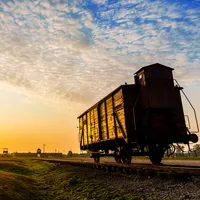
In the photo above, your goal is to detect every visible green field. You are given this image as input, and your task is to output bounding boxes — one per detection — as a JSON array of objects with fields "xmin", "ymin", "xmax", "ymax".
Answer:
[{"xmin": 0, "ymin": 158, "xmax": 142, "ymax": 200}]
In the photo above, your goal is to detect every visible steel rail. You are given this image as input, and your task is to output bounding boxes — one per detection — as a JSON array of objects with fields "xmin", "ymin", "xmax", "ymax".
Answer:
[{"xmin": 34, "ymin": 158, "xmax": 200, "ymax": 178}]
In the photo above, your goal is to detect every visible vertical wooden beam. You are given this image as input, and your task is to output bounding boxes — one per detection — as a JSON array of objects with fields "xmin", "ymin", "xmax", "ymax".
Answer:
[
  {"xmin": 79, "ymin": 118, "xmax": 82, "ymax": 147},
  {"xmin": 111, "ymin": 94, "xmax": 118, "ymax": 138},
  {"xmin": 86, "ymin": 114, "xmax": 89, "ymax": 147},
  {"xmin": 93, "ymin": 109, "xmax": 96, "ymax": 142},
  {"xmin": 89, "ymin": 111, "xmax": 92, "ymax": 143},
  {"xmin": 97, "ymin": 104, "xmax": 102, "ymax": 140},
  {"xmin": 104, "ymin": 101, "xmax": 109, "ymax": 139},
  {"xmin": 81, "ymin": 117, "xmax": 84, "ymax": 146}
]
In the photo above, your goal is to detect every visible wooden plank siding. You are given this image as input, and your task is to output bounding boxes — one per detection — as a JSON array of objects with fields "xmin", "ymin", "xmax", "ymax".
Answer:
[
  {"xmin": 113, "ymin": 89, "xmax": 126, "ymax": 138},
  {"xmin": 107, "ymin": 97, "xmax": 115, "ymax": 139},
  {"xmin": 79, "ymin": 117, "xmax": 83, "ymax": 146},
  {"xmin": 100, "ymin": 102, "xmax": 107, "ymax": 140},
  {"xmin": 83, "ymin": 114, "xmax": 88, "ymax": 147},
  {"xmin": 78, "ymin": 87, "xmax": 133, "ymax": 148}
]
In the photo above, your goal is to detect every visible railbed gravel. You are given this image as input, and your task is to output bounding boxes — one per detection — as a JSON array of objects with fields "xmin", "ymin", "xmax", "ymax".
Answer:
[{"xmin": 61, "ymin": 164, "xmax": 200, "ymax": 200}]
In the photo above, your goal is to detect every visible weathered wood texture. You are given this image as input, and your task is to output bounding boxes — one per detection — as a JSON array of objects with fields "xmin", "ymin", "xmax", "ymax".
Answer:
[{"xmin": 78, "ymin": 86, "xmax": 139, "ymax": 147}]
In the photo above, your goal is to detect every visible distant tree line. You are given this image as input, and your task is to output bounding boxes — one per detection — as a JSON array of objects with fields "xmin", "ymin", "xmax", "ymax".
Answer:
[{"xmin": 193, "ymin": 144, "xmax": 200, "ymax": 153}]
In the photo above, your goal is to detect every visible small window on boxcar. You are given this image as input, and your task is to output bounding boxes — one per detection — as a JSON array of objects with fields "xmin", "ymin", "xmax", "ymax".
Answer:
[
  {"xmin": 139, "ymin": 74, "xmax": 143, "ymax": 79},
  {"xmin": 155, "ymin": 71, "xmax": 161, "ymax": 78}
]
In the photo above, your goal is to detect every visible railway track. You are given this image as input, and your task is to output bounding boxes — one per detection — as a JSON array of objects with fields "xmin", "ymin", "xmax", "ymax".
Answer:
[{"xmin": 34, "ymin": 158, "xmax": 200, "ymax": 178}]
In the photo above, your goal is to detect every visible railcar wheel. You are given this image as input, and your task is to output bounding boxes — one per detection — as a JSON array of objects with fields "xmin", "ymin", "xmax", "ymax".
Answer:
[
  {"xmin": 94, "ymin": 156, "xmax": 100, "ymax": 163},
  {"xmin": 121, "ymin": 155, "xmax": 132, "ymax": 164},
  {"xmin": 149, "ymin": 144, "xmax": 164, "ymax": 165},
  {"xmin": 114, "ymin": 149, "xmax": 122, "ymax": 163},
  {"xmin": 149, "ymin": 154, "xmax": 162, "ymax": 165}
]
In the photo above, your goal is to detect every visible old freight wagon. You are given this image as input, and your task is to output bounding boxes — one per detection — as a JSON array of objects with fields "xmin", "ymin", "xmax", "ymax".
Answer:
[{"xmin": 78, "ymin": 63, "xmax": 199, "ymax": 164}]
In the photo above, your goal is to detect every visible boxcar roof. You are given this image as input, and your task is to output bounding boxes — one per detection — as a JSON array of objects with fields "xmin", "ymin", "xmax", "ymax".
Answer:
[
  {"xmin": 134, "ymin": 63, "xmax": 174, "ymax": 75},
  {"xmin": 77, "ymin": 84, "xmax": 136, "ymax": 118}
]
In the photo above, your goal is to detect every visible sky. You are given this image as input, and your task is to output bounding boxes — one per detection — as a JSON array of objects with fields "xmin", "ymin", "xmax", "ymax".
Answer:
[{"xmin": 0, "ymin": 0, "xmax": 200, "ymax": 153}]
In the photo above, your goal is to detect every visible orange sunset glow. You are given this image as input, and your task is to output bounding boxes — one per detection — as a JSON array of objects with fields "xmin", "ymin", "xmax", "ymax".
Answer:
[{"xmin": 0, "ymin": 0, "xmax": 200, "ymax": 154}]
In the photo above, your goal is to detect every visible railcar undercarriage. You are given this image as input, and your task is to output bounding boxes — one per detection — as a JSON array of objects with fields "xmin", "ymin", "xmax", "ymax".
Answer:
[{"xmin": 90, "ymin": 138, "xmax": 198, "ymax": 165}]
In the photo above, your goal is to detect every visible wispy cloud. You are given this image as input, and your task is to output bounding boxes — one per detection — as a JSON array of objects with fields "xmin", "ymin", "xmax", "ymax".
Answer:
[{"xmin": 0, "ymin": 0, "xmax": 199, "ymax": 107}]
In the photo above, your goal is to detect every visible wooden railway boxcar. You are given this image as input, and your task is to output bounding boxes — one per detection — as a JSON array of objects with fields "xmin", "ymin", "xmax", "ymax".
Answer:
[
  {"xmin": 78, "ymin": 84, "xmax": 140, "ymax": 148},
  {"xmin": 78, "ymin": 63, "xmax": 199, "ymax": 164}
]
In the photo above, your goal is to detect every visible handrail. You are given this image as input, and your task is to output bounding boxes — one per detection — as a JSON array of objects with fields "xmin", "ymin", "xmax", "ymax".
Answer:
[
  {"xmin": 184, "ymin": 115, "xmax": 191, "ymax": 129},
  {"xmin": 174, "ymin": 79, "xmax": 199, "ymax": 133}
]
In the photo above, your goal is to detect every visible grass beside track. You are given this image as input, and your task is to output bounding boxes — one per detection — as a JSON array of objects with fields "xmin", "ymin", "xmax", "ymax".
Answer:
[{"xmin": 0, "ymin": 158, "xmax": 142, "ymax": 200}]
